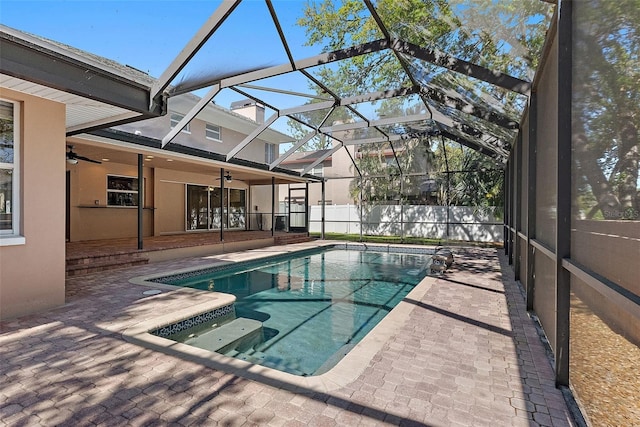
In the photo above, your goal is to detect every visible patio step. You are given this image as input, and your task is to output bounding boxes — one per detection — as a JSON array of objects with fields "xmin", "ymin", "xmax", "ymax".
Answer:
[
  {"xmin": 66, "ymin": 253, "xmax": 149, "ymax": 277},
  {"xmin": 274, "ymin": 233, "xmax": 314, "ymax": 245}
]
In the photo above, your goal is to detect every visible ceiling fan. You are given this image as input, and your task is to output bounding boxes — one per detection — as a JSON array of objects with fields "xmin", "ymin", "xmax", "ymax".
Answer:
[{"xmin": 66, "ymin": 145, "xmax": 101, "ymax": 164}]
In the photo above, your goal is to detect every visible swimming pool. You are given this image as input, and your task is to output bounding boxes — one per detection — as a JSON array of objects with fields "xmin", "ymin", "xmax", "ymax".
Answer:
[{"xmin": 149, "ymin": 245, "xmax": 434, "ymax": 377}]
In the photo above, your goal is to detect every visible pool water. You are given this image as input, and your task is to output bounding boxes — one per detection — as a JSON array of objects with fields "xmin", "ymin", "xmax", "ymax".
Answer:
[{"xmin": 162, "ymin": 248, "xmax": 431, "ymax": 376}]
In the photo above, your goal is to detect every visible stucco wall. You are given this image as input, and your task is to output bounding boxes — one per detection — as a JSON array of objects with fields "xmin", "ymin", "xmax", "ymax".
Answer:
[
  {"xmin": 0, "ymin": 88, "xmax": 66, "ymax": 320},
  {"xmin": 67, "ymin": 161, "xmax": 154, "ymax": 241},
  {"xmin": 249, "ymin": 184, "xmax": 278, "ymax": 231},
  {"xmin": 119, "ymin": 115, "xmax": 271, "ymax": 165},
  {"xmin": 153, "ymin": 168, "xmax": 249, "ymax": 235}
]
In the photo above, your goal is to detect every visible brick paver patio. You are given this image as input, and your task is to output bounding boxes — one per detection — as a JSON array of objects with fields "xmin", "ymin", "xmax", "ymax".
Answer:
[{"xmin": 0, "ymin": 243, "xmax": 577, "ymax": 426}]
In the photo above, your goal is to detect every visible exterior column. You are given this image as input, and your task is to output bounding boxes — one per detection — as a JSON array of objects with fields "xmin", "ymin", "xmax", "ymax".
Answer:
[
  {"xmin": 137, "ymin": 154, "xmax": 143, "ymax": 250},
  {"xmin": 514, "ymin": 133, "xmax": 523, "ymax": 281},
  {"xmin": 555, "ymin": 0, "xmax": 573, "ymax": 388},
  {"xmin": 220, "ymin": 168, "xmax": 224, "ymax": 242},
  {"xmin": 305, "ymin": 182, "xmax": 309, "ymax": 233},
  {"xmin": 527, "ymin": 92, "xmax": 538, "ymax": 311},
  {"xmin": 400, "ymin": 178, "xmax": 404, "ymax": 243},
  {"xmin": 271, "ymin": 177, "xmax": 275, "ymax": 237},
  {"xmin": 359, "ymin": 185, "xmax": 363, "ymax": 242},
  {"xmin": 321, "ymin": 180, "xmax": 326, "ymax": 240},
  {"xmin": 504, "ymin": 166, "xmax": 510, "ymax": 257}
]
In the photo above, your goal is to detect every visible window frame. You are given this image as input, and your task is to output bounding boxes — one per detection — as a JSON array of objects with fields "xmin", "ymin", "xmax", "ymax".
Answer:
[
  {"xmin": 205, "ymin": 123, "xmax": 222, "ymax": 142},
  {"xmin": 265, "ymin": 143, "xmax": 277, "ymax": 164},
  {"xmin": 0, "ymin": 98, "xmax": 23, "ymax": 245},
  {"xmin": 170, "ymin": 112, "xmax": 191, "ymax": 134},
  {"xmin": 106, "ymin": 174, "xmax": 139, "ymax": 207}
]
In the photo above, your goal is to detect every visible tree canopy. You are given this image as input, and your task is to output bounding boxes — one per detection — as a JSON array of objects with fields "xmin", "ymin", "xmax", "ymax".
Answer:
[
  {"xmin": 289, "ymin": 0, "xmax": 552, "ymax": 212},
  {"xmin": 573, "ymin": 0, "xmax": 640, "ymax": 220}
]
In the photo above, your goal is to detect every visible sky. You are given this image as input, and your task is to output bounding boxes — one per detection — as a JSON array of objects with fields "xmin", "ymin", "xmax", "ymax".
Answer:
[
  {"xmin": 0, "ymin": 0, "xmax": 322, "ymax": 114},
  {"xmin": 1, "ymin": 1, "xmax": 219, "ymax": 77},
  {"xmin": 1, "ymin": 0, "xmax": 546, "ymax": 148}
]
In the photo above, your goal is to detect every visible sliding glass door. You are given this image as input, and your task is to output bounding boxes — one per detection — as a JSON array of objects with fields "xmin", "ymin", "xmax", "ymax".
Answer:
[
  {"xmin": 209, "ymin": 187, "xmax": 223, "ymax": 230},
  {"xmin": 186, "ymin": 185, "xmax": 245, "ymax": 231},
  {"xmin": 186, "ymin": 185, "xmax": 209, "ymax": 230},
  {"xmin": 228, "ymin": 189, "xmax": 246, "ymax": 229}
]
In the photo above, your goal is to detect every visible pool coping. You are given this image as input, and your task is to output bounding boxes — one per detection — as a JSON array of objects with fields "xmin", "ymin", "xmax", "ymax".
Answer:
[
  {"xmin": 123, "ymin": 241, "xmax": 439, "ymax": 393},
  {"xmin": 127, "ymin": 240, "xmax": 339, "ymax": 290}
]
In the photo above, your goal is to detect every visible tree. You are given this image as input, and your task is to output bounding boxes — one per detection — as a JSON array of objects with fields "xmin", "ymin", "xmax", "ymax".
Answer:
[
  {"xmin": 572, "ymin": 0, "xmax": 640, "ymax": 220},
  {"xmin": 294, "ymin": 0, "xmax": 551, "ymax": 209},
  {"xmin": 432, "ymin": 141, "xmax": 504, "ymax": 218}
]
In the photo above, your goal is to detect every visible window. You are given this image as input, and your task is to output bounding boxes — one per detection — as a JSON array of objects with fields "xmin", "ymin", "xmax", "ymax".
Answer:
[
  {"xmin": 206, "ymin": 123, "xmax": 221, "ymax": 141},
  {"xmin": 265, "ymin": 143, "xmax": 277, "ymax": 163},
  {"xmin": 170, "ymin": 113, "xmax": 190, "ymax": 133},
  {"xmin": 0, "ymin": 99, "xmax": 20, "ymax": 240},
  {"xmin": 107, "ymin": 175, "xmax": 139, "ymax": 207}
]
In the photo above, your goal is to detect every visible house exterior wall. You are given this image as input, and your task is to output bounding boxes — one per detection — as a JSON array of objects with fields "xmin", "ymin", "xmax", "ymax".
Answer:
[
  {"xmin": 280, "ymin": 142, "xmax": 358, "ymax": 207},
  {"xmin": 0, "ymin": 88, "xmax": 66, "ymax": 320},
  {"xmin": 68, "ymin": 161, "xmax": 154, "ymax": 240},
  {"xmin": 249, "ymin": 184, "xmax": 278, "ymax": 231},
  {"xmin": 326, "ymin": 144, "xmax": 357, "ymax": 205},
  {"xmin": 153, "ymin": 167, "xmax": 249, "ymax": 235},
  {"xmin": 66, "ymin": 160, "xmax": 258, "ymax": 240},
  {"xmin": 119, "ymin": 115, "xmax": 270, "ymax": 164}
]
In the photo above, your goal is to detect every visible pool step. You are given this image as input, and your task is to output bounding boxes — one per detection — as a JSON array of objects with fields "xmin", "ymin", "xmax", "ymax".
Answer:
[
  {"xmin": 184, "ymin": 318, "xmax": 263, "ymax": 354},
  {"xmin": 66, "ymin": 252, "xmax": 149, "ymax": 277}
]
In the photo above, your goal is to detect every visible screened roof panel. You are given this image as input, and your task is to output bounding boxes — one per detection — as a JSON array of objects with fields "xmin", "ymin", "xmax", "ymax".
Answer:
[
  {"xmin": 372, "ymin": 0, "xmax": 554, "ymax": 82},
  {"xmin": 323, "ymin": 106, "xmax": 365, "ymax": 130},
  {"xmin": 403, "ymin": 55, "xmax": 525, "ymax": 122},
  {"xmin": 272, "ymin": 0, "xmax": 385, "ymax": 59},
  {"xmin": 376, "ymin": 118, "xmax": 439, "ymax": 140},
  {"xmin": 341, "ymin": 126, "xmax": 388, "ymax": 143},
  {"xmin": 288, "ymin": 105, "xmax": 336, "ymax": 130},
  {"xmin": 427, "ymin": 99, "xmax": 517, "ymax": 149},
  {"xmin": 231, "ymin": 71, "xmax": 331, "ymax": 111},
  {"xmin": 303, "ymin": 50, "xmax": 407, "ymax": 98},
  {"xmin": 148, "ymin": 0, "xmax": 556, "ymax": 169},
  {"xmin": 168, "ymin": 1, "xmax": 291, "ymax": 96},
  {"xmin": 1, "ymin": 0, "xmax": 559, "ymax": 187},
  {"xmin": 348, "ymin": 92, "xmax": 427, "ymax": 122},
  {"xmin": 439, "ymin": 122, "xmax": 509, "ymax": 160}
]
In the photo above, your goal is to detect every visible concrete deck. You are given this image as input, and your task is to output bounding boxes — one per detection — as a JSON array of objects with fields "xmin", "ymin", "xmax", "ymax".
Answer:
[{"xmin": 0, "ymin": 242, "xmax": 577, "ymax": 426}]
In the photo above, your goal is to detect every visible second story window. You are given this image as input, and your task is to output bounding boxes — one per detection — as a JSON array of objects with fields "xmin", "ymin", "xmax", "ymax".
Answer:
[
  {"xmin": 170, "ymin": 113, "xmax": 190, "ymax": 134},
  {"xmin": 265, "ymin": 143, "xmax": 277, "ymax": 163},
  {"xmin": 206, "ymin": 123, "xmax": 221, "ymax": 141}
]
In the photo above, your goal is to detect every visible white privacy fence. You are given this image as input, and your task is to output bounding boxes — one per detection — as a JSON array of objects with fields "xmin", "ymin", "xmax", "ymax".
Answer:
[{"xmin": 309, "ymin": 204, "xmax": 503, "ymax": 242}]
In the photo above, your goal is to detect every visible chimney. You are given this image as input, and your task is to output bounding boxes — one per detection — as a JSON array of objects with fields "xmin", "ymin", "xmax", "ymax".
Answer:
[{"xmin": 230, "ymin": 99, "xmax": 265, "ymax": 124}]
